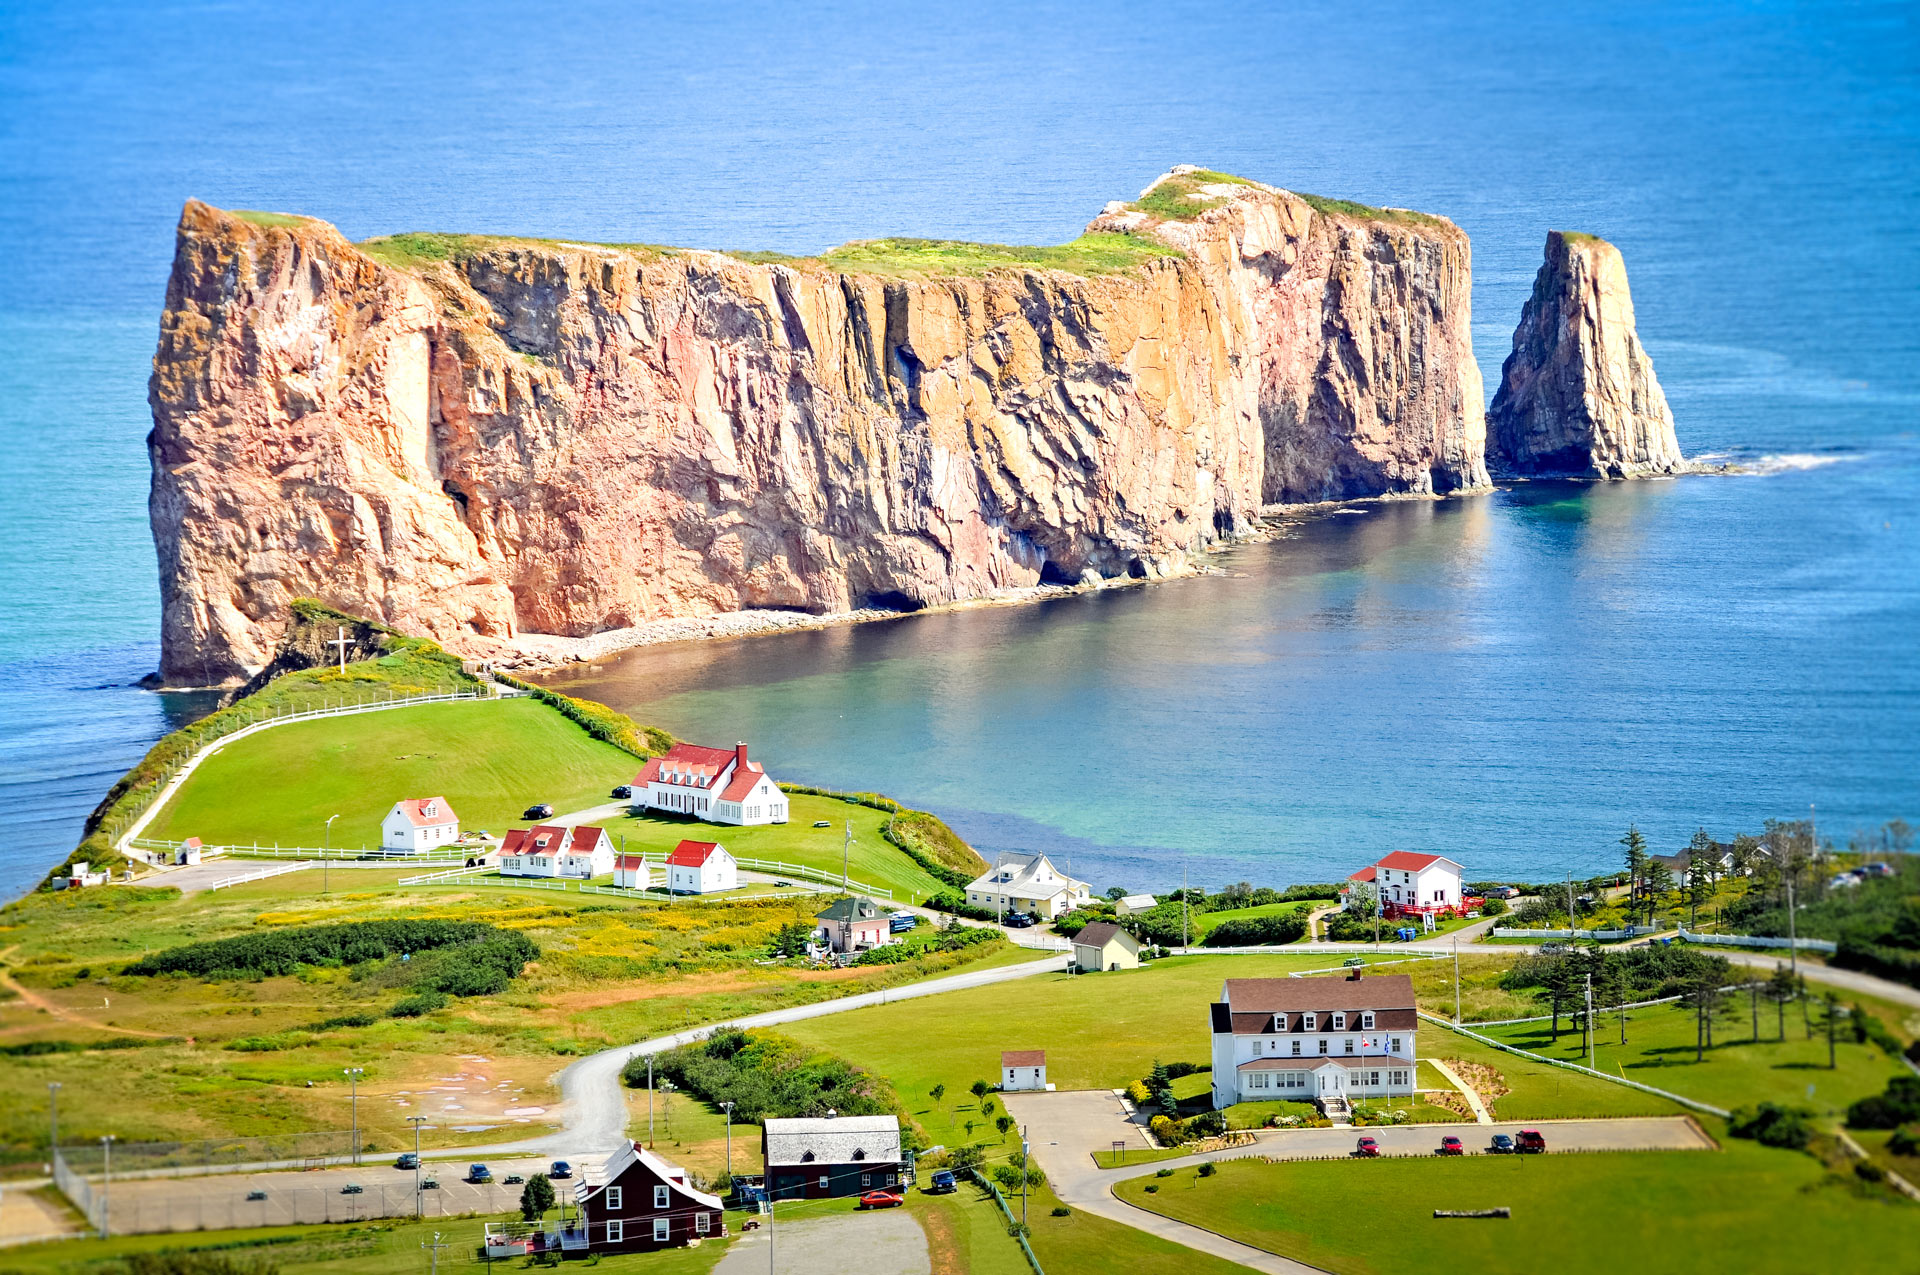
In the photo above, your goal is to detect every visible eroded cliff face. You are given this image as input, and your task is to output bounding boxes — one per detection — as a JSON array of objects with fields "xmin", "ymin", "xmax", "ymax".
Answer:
[
  {"xmin": 1487, "ymin": 231, "xmax": 1682, "ymax": 479},
  {"xmin": 149, "ymin": 170, "xmax": 1487, "ymax": 684}
]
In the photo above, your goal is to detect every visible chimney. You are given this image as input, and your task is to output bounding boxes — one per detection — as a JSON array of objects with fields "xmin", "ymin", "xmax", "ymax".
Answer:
[
  {"xmin": 735, "ymin": 741, "xmax": 749, "ymax": 768},
  {"xmin": 1347, "ymin": 965, "xmax": 1361, "ymax": 981}
]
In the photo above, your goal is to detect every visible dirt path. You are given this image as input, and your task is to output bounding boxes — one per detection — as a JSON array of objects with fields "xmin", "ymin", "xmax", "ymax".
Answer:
[
  {"xmin": 1425, "ymin": 1057, "xmax": 1493, "ymax": 1125},
  {"xmin": 0, "ymin": 948, "xmax": 178, "ymax": 1041}
]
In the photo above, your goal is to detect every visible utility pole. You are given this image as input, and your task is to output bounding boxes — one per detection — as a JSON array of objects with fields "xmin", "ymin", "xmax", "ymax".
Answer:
[
  {"xmin": 343, "ymin": 1067, "xmax": 364, "ymax": 1164},
  {"xmin": 99, "ymin": 1135, "xmax": 115, "ymax": 1239},
  {"xmin": 1182, "ymin": 864, "xmax": 1189, "ymax": 952},
  {"xmin": 647, "ymin": 1056, "xmax": 654, "ymax": 1146},
  {"xmin": 1452, "ymin": 936, "xmax": 1461, "ymax": 1023},
  {"xmin": 842, "ymin": 822, "xmax": 851, "ymax": 890},
  {"xmin": 721, "ymin": 1102, "xmax": 734, "ymax": 1181},
  {"xmin": 47, "ymin": 1082, "xmax": 59, "ymax": 1157},
  {"xmin": 1021, "ymin": 1124, "xmax": 1030, "ymax": 1232},
  {"xmin": 325, "ymin": 814, "xmax": 339, "ymax": 892},
  {"xmin": 422, "ymin": 1231, "xmax": 449, "ymax": 1275},
  {"xmin": 1585, "ymin": 973, "xmax": 1595, "ymax": 1070},
  {"xmin": 1785, "ymin": 872, "xmax": 1797, "ymax": 977},
  {"xmin": 1566, "ymin": 872, "xmax": 1575, "ymax": 934},
  {"xmin": 409, "ymin": 1116, "xmax": 427, "ymax": 1218},
  {"xmin": 1825, "ymin": 992, "xmax": 1837, "ymax": 1069}
]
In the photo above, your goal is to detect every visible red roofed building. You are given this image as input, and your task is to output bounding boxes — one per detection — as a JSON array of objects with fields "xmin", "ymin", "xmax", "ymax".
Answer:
[
  {"xmin": 501, "ymin": 825, "xmax": 616, "ymax": 879},
  {"xmin": 1343, "ymin": 852, "xmax": 1465, "ymax": 916},
  {"xmin": 380, "ymin": 797, "xmax": 460, "ymax": 855},
  {"xmin": 612, "ymin": 854, "xmax": 653, "ymax": 890},
  {"xmin": 665, "ymin": 839, "xmax": 737, "ymax": 894},
  {"xmin": 1209, "ymin": 973, "xmax": 1419, "ymax": 1114},
  {"xmin": 631, "ymin": 742, "xmax": 788, "ymax": 827}
]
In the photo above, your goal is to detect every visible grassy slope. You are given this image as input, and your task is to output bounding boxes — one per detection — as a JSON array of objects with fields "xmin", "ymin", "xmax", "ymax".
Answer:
[
  {"xmin": 1190, "ymin": 900, "xmax": 1316, "ymax": 939},
  {"xmin": 1115, "ymin": 1136, "xmax": 1914, "ymax": 1275},
  {"xmin": 601, "ymin": 794, "xmax": 945, "ymax": 900},
  {"xmin": 146, "ymin": 699, "xmax": 635, "ymax": 849}
]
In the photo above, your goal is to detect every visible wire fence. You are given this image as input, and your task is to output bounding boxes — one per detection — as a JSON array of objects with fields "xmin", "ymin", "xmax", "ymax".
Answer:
[
  {"xmin": 1675, "ymin": 928, "xmax": 1838, "ymax": 954},
  {"xmin": 1421, "ymin": 1012, "xmax": 1732, "ymax": 1118},
  {"xmin": 969, "ymin": 1170, "xmax": 1045, "ymax": 1275}
]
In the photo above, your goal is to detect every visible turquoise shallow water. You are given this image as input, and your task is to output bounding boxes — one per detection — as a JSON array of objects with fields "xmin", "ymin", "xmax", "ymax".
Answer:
[{"xmin": 1, "ymin": 0, "xmax": 1915, "ymax": 896}]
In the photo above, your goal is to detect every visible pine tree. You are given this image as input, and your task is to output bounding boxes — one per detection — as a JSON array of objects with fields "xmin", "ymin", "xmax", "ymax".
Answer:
[
  {"xmin": 1621, "ymin": 826, "xmax": 1649, "ymax": 925},
  {"xmin": 1767, "ymin": 963, "xmax": 1797, "ymax": 1041}
]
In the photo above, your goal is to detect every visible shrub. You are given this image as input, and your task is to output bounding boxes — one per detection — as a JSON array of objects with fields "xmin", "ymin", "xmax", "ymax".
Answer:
[
  {"xmin": 305, "ymin": 1013, "xmax": 376, "ymax": 1031},
  {"xmin": 1149, "ymin": 1115, "xmax": 1179, "ymax": 1145},
  {"xmin": 1854, "ymin": 1160, "xmax": 1885, "ymax": 1183},
  {"xmin": 1051, "ymin": 1205, "xmax": 1071, "ymax": 1217},
  {"xmin": 1480, "ymin": 897, "xmax": 1508, "ymax": 917},
  {"xmin": 125, "ymin": 921, "xmax": 534, "ymax": 984},
  {"xmin": 491, "ymin": 673, "xmax": 673, "ymax": 757},
  {"xmin": 1163, "ymin": 1062, "xmax": 1209, "ymax": 1080},
  {"xmin": 629, "ymin": 1028, "xmax": 905, "ymax": 1127},
  {"xmin": 1197, "ymin": 1161, "xmax": 1217, "ymax": 1178},
  {"xmin": 1203, "ymin": 914, "xmax": 1307, "ymax": 947},
  {"xmin": 1155, "ymin": 1168, "xmax": 1174, "ymax": 1178},
  {"xmin": 923, "ymin": 891, "xmax": 998, "ymax": 922},
  {"xmin": 1887, "ymin": 1125, "xmax": 1919, "ymax": 1157},
  {"xmin": 389, "ymin": 992, "xmax": 449, "ymax": 1018},
  {"xmin": 1143, "ymin": 1184, "xmax": 1159, "ymax": 1194},
  {"xmin": 1125, "ymin": 1081, "xmax": 1152, "ymax": 1106},
  {"xmin": 1847, "ymin": 1076, "xmax": 1920, "ymax": 1130},
  {"xmin": 1728, "ymin": 1102, "xmax": 1813, "ymax": 1150},
  {"xmin": 1185, "ymin": 1111, "xmax": 1227, "ymax": 1139}
]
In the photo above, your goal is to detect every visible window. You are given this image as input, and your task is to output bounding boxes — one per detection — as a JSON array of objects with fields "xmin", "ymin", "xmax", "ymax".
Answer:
[
  {"xmin": 653, "ymin": 1218, "xmax": 670, "ymax": 1242},
  {"xmin": 1344, "ymin": 1038, "xmax": 1355, "ymax": 1054},
  {"xmin": 1252, "ymin": 1040, "xmax": 1262, "ymax": 1056},
  {"xmin": 696, "ymin": 1213, "xmax": 711, "ymax": 1234},
  {"xmin": 654, "ymin": 1185, "xmax": 670, "ymax": 1209},
  {"xmin": 862, "ymin": 1174, "xmax": 871, "ymax": 1187},
  {"xmin": 1332, "ymin": 1013, "xmax": 1346, "ymax": 1030},
  {"xmin": 607, "ymin": 1220, "xmax": 623, "ymax": 1243},
  {"xmin": 1361, "ymin": 1012, "xmax": 1375, "ymax": 1029},
  {"xmin": 1369, "ymin": 1071, "xmax": 1381, "ymax": 1086},
  {"xmin": 1350, "ymin": 1070, "xmax": 1364, "ymax": 1086},
  {"xmin": 1290, "ymin": 1040, "xmax": 1302, "ymax": 1057},
  {"xmin": 1390, "ymin": 1036, "xmax": 1402, "ymax": 1054},
  {"xmin": 1303, "ymin": 1013, "xmax": 1317, "ymax": 1031},
  {"xmin": 818, "ymin": 1175, "xmax": 828, "ymax": 1191},
  {"xmin": 1318, "ymin": 1038, "xmax": 1329, "ymax": 1054},
  {"xmin": 606, "ymin": 1186, "xmax": 622, "ymax": 1210}
]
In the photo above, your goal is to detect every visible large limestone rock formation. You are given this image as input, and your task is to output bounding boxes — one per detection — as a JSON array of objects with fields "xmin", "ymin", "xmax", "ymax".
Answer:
[
  {"xmin": 1487, "ymin": 231, "xmax": 1683, "ymax": 479},
  {"xmin": 148, "ymin": 169, "xmax": 1489, "ymax": 685}
]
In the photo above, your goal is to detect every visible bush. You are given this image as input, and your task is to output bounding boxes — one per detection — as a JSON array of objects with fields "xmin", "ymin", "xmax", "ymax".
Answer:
[
  {"xmin": 1197, "ymin": 1161, "xmax": 1217, "ymax": 1178},
  {"xmin": 1163, "ymin": 1062, "xmax": 1209, "ymax": 1080},
  {"xmin": 1847, "ymin": 1076, "xmax": 1920, "ymax": 1130},
  {"xmin": 1051, "ymin": 1205, "xmax": 1071, "ymax": 1217},
  {"xmin": 1125, "ymin": 1081, "xmax": 1152, "ymax": 1106},
  {"xmin": 1149, "ymin": 1115, "xmax": 1179, "ymax": 1145},
  {"xmin": 1155, "ymin": 1168, "xmax": 1174, "ymax": 1178},
  {"xmin": 1144, "ymin": 1183, "xmax": 1159, "ymax": 1194},
  {"xmin": 1323, "ymin": 911, "xmax": 1377, "ymax": 942},
  {"xmin": 923, "ymin": 891, "xmax": 998, "ymax": 922},
  {"xmin": 1185, "ymin": 1111, "xmax": 1227, "ymax": 1139},
  {"xmin": 991, "ymin": 1163, "xmax": 1043, "ymax": 1191},
  {"xmin": 1728, "ymin": 1102, "xmax": 1813, "ymax": 1150},
  {"xmin": 851, "ymin": 925, "xmax": 1001, "ymax": 965},
  {"xmin": 628, "ymin": 1028, "xmax": 904, "ymax": 1127},
  {"xmin": 492, "ymin": 673, "xmax": 673, "ymax": 758},
  {"xmin": 389, "ymin": 992, "xmax": 449, "ymax": 1018},
  {"xmin": 882, "ymin": 809, "xmax": 983, "ymax": 887},
  {"xmin": 1854, "ymin": 1160, "xmax": 1885, "ymax": 1183},
  {"xmin": 1202, "ymin": 914, "xmax": 1307, "ymax": 947},
  {"xmin": 125, "ymin": 921, "xmax": 535, "ymax": 984},
  {"xmin": 1888, "ymin": 1125, "xmax": 1919, "ymax": 1157},
  {"xmin": 1480, "ymin": 897, "xmax": 1508, "ymax": 917},
  {"xmin": 305, "ymin": 1013, "xmax": 376, "ymax": 1031}
]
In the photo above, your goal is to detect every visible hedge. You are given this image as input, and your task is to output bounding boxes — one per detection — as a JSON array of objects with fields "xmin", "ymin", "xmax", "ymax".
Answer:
[
  {"xmin": 1202, "ymin": 914, "xmax": 1308, "ymax": 947},
  {"xmin": 124, "ymin": 920, "xmax": 537, "ymax": 998}
]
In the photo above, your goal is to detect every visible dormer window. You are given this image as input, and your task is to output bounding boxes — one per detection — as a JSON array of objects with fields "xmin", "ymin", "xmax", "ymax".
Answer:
[
  {"xmin": 853, "ymin": 1148, "xmax": 867, "ymax": 1161},
  {"xmin": 1332, "ymin": 1013, "xmax": 1346, "ymax": 1030},
  {"xmin": 1362, "ymin": 1012, "xmax": 1375, "ymax": 1029},
  {"xmin": 1272, "ymin": 1013, "xmax": 1286, "ymax": 1032},
  {"xmin": 1303, "ymin": 1013, "xmax": 1317, "ymax": 1031},
  {"xmin": 801, "ymin": 1150, "xmax": 815, "ymax": 1162}
]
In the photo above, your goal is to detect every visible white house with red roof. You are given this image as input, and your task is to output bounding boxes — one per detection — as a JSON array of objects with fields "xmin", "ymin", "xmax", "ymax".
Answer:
[
  {"xmin": 612, "ymin": 854, "xmax": 653, "ymax": 890},
  {"xmin": 380, "ymin": 798, "xmax": 460, "ymax": 855},
  {"xmin": 1344, "ymin": 851, "xmax": 1465, "ymax": 916},
  {"xmin": 500, "ymin": 825, "xmax": 616, "ymax": 879},
  {"xmin": 665, "ymin": 839, "xmax": 737, "ymax": 894},
  {"xmin": 632, "ymin": 742, "xmax": 788, "ymax": 826},
  {"xmin": 1209, "ymin": 972, "xmax": 1419, "ymax": 1113}
]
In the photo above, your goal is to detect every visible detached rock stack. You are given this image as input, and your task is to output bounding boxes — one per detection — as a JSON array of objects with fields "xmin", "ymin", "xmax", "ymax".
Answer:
[{"xmin": 1487, "ymin": 231, "xmax": 1683, "ymax": 479}]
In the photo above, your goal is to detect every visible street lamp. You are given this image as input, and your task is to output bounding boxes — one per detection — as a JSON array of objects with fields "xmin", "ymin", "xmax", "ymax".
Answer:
[
  {"xmin": 98, "ymin": 1135, "xmax": 115, "ymax": 1239},
  {"xmin": 409, "ymin": 1116, "xmax": 427, "ymax": 1218},
  {"xmin": 324, "ymin": 815, "xmax": 341, "ymax": 892},
  {"xmin": 343, "ymin": 1067, "xmax": 364, "ymax": 1164},
  {"xmin": 720, "ymin": 1101, "xmax": 734, "ymax": 1180}
]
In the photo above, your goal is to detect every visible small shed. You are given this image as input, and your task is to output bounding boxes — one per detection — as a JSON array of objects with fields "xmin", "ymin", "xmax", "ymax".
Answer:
[
  {"xmin": 1115, "ymin": 894, "xmax": 1157, "ymax": 916},
  {"xmin": 1072, "ymin": 921, "xmax": 1141, "ymax": 973},
  {"xmin": 1001, "ymin": 1049, "xmax": 1048, "ymax": 1092},
  {"xmin": 613, "ymin": 854, "xmax": 652, "ymax": 890},
  {"xmin": 175, "ymin": 837, "xmax": 203, "ymax": 866}
]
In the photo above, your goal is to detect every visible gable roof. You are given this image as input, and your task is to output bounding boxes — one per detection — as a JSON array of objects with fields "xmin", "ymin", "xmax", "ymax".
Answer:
[
  {"xmin": 565, "ymin": 826, "xmax": 608, "ymax": 856},
  {"xmin": 763, "ymin": 1115, "xmax": 901, "ymax": 1167},
  {"xmin": 1346, "ymin": 866, "xmax": 1377, "ymax": 883},
  {"xmin": 668, "ymin": 839, "xmax": 727, "ymax": 867},
  {"xmin": 721, "ymin": 762, "xmax": 769, "ymax": 802},
  {"xmin": 966, "ymin": 851, "xmax": 1085, "ymax": 898},
  {"xmin": 1117, "ymin": 894, "xmax": 1156, "ymax": 908},
  {"xmin": 580, "ymin": 1142, "xmax": 721, "ymax": 1211},
  {"xmin": 1073, "ymin": 921, "xmax": 1135, "ymax": 950},
  {"xmin": 614, "ymin": 854, "xmax": 648, "ymax": 871},
  {"xmin": 1375, "ymin": 852, "xmax": 1461, "ymax": 873},
  {"xmin": 1221, "ymin": 974, "xmax": 1416, "ymax": 1015},
  {"xmin": 636, "ymin": 741, "xmax": 759, "ymax": 791},
  {"xmin": 1001, "ymin": 1049, "xmax": 1045, "ymax": 1068},
  {"xmin": 816, "ymin": 896, "xmax": 884, "ymax": 923},
  {"xmin": 391, "ymin": 797, "xmax": 457, "ymax": 826}
]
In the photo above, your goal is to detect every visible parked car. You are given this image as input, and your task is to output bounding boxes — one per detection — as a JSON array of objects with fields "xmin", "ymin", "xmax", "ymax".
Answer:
[
  {"xmin": 1516, "ymin": 1129, "xmax": 1547, "ymax": 1153},
  {"xmin": 502, "ymin": 1174, "xmax": 524, "ymax": 1185},
  {"xmin": 549, "ymin": 1160, "xmax": 573, "ymax": 1180},
  {"xmin": 422, "ymin": 1177, "xmax": 440, "ymax": 1190},
  {"xmin": 1488, "ymin": 1134, "xmax": 1515, "ymax": 1154},
  {"xmin": 925, "ymin": 1170, "xmax": 957, "ymax": 1194},
  {"xmin": 394, "ymin": 1153, "xmax": 419, "ymax": 1170},
  {"xmin": 1004, "ymin": 912, "xmax": 1037, "ymax": 929},
  {"xmin": 340, "ymin": 1183, "xmax": 364, "ymax": 1195},
  {"xmin": 522, "ymin": 803, "xmax": 553, "ymax": 820},
  {"xmin": 1354, "ymin": 1137, "xmax": 1380, "ymax": 1158},
  {"xmin": 888, "ymin": 912, "xmax": 918, "ymax": 933},
  {"xmin": 858, "ymin": 1190, "xmax": 905, "ymax": 1209},
  {"xmin": 467, "ymin": 1163, "xmax": 493, "ymax": 1183},
  {"xmin": 246, "ymin": 1190, "xmax": 268, "ymax": 1201},
  {"xmin": 1438, "ymin": 1136, "xmax": 1464, "ymax": 1156},
  {"xmin": 611, "ymin": 785, "xmax": 632, "ymax": 800}
]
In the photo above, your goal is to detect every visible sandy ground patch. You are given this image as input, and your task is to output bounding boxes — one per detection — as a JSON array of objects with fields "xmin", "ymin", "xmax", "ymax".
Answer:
[{"xmin": 716, "ymin": 1208, "xmax": 929, "ymax": 1275}]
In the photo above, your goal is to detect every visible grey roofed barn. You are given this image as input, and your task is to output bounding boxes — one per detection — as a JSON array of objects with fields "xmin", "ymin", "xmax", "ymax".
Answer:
[{"xmin": 762, "ymin": 1115, "xmax": 901, "ymax": 1167}]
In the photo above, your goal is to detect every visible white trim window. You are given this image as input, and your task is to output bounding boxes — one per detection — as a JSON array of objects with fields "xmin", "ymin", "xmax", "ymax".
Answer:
[
  {"xmin": 1390, "ymin": 1036, "xmax": 1402, "ymax": 1054},
  {"xmin": 1362, "ymin": 1012, "xmax": 1375, "ymax": 1029},
  {"xmin": 1290, "ymin": 1040, "xmax": 1302, "ymax": 1057},
  {"xmin": 1332, "ymin": 1013, "xmax": 1346, "ymax": 1030},
  {"xmin": 1318, "ymin": 1038, "xmax": 1329, "ymax": 1055},
  {"xmin": 606, "ymin": 1186, "xmax": 622, "ymax": 1210},
  {"xmin": 696, "ymin": 1212, "xmax": 711, "ymax": 1234},
  {"xmin": 1304, "ymin": 1013, "xmax": 1317, "ymax": 1031},
  {"xmin": 654, "ymin": 1185, "xmax": 669, "ymax": 1209},
  {"xmin": 1253, "ymin": 1040, "xmax": 1263, "ymax": 1056},
  {"xmin": 607, "ymin": 1220, "xmax": 623, "ymax": 1243},
  {"xmin": 1344, "ymin": 1038, "xmax": 1355, "ymax": 1055},
  {"xmin": 653, "ymin": 1217, "xmax": 670, "ymax": 1242}
]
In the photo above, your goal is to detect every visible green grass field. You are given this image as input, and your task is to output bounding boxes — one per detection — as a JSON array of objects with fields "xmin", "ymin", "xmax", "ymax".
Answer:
[
  {"xmin": 1114, "ymin": 1135, "xmax": 1914, "ymax": 1275},
  {"xmin": 147, "ymin": 699, "xmax": 636, "ymax": 850},
  {"xmin": 1189, "ymin": 901, "xmax": 1316, "ymax": 939},
  {"xmin": 1473, "ymin": 997, "xmax": 1910, "ymax": 1119}
]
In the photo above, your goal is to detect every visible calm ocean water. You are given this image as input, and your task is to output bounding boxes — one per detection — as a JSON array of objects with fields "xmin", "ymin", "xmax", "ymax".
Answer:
[{"xmin": 1, "ymin": 1, "xmax": 1914, "ymax": 897}]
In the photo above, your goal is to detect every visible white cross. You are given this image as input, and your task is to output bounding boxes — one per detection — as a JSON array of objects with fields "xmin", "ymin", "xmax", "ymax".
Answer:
[{"xmin": 327, "ymin": 625, "xmax": 354, "ymax": 673}]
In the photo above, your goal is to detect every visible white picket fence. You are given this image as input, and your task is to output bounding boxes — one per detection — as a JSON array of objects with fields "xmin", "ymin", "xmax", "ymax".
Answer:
[
  {"xmin": 1676, "ymin": 929, "xmax": 1837, "ymax": 954},
  {"xmin": 206, "ymin": 862, "xmax": 306, "ymax": 891},
  {"xmin": 1489, "ymin": 926, "xmax": 1662, "ymax": 942},
  {"xmin": 1422, "ymin": 1011, "xmax": 1731, "ymax": 1118},
  {"xmin": 730, "ymin": 855, "xmax": 893, "ymax": 901}
]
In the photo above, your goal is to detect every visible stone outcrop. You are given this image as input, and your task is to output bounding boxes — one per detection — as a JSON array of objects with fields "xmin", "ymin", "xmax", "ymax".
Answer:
[
  {"xmin": 148, "ymin": 169, "xmax": 1489, "ymax": 685},
  {"xmin": 1487, "ymin": 231, "xmax": 1683, "ymax": 479}
]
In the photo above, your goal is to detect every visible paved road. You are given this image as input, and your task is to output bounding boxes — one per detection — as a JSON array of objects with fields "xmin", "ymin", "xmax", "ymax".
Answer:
[
  {"xmin": 1006, "ymin": 1090, "xmax": 1713, "ymax": 1273},
  {"xmin": 456, "ymin": 950, "xmax": 1070, "ymax": 1158},
  {"xmin": 716, "ymin": 1209, "xmax": 928, "ymax": 1275}
]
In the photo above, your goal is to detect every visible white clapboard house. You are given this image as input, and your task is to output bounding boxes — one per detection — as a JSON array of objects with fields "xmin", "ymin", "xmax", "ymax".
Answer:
[
  {"xmin": 500, "ymin": 825, "xmax": 616, "ymax": 880},
  {"xmin": 632, "ymin": 742, "xmax": 789, "ymax": 826},
  {"xmin": 1209, "ymin": 972, "xmax": 1418, "ymax": 1117},
  {"xmin": 381, "ymin": 798, "xmax": 460, "ymax": 855}
]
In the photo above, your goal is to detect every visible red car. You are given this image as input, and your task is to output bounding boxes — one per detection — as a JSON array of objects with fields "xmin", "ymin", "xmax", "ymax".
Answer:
[
  {"xmin": 1354, "ymin": 1137, "xmax": 1380, "ymax": 1158},
  {"xmin": 1438, "ymin": 1136, "xmax": 1464, "ymax": 1156},
  {"xmin": 858, "ymin": 1190, "xmax": 905, "ymax": 1209},
  {"xmin": 1516, "ymin": 1129, "xmax": 1547, "ymax": 1154}
]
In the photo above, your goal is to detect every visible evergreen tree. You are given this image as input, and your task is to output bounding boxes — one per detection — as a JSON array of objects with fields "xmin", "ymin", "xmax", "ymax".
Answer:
[
  {"xmin": 1685, "ymin": 848, "xmax": 1714, "ymax": 931},
  {"xmin": 1620, "ymin": 826, "xmax": 1649, "ymax": 925},
  {"xmin": 1766, "ymin": 963, "xmax": 1797, "ymax": 1041},
  {"xmin": 1645, "ymin": 861, "xmax": 1677, "ymax": 925}
]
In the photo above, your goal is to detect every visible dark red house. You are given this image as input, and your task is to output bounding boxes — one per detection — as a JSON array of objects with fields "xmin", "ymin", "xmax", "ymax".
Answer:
[{"xmin": 567, "ymin": 1142, "xmax": 726, "ymax": 1254}]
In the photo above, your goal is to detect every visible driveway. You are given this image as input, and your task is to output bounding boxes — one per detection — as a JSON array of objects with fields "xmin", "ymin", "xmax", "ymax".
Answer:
[
  {"xmin": 715, "ymin": 1208, "xmax": 928, "ymax": 1275},
  {"xmin": 1004, "ymin": 1090, "xmax": 1713, "ymax": 1273}
]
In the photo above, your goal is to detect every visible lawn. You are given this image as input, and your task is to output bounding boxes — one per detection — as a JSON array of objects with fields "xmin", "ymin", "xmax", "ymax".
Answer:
[
  {"xmin": 1472, "ymin": 996, "xmax": 1911, "ymax": 1119},
  {"xmin": 601, "ymin": 793, "xmax": 946, "ymax": 900},
  {"xmin": 758, "ymin": 232, "xmax": 1181, "ymax": 278},
  {"xmin": 1013, "ymin": 1177, "xmax": 1245, "ymax": 1275},
  {"xmin": 1114, "ymin": 1134, "xmax": 1915, "ymax": 1275},
  {"xmin": 1190, "ymin": 901, "xmax": 1316, "ymax": 941},
  {"xmin": 146, "ymin": 698, "xmax": 636, "ymax": 851},
  {"xmin": 1422, "ymin": 1026, "xmax": 1682, "ymax": 1120}
]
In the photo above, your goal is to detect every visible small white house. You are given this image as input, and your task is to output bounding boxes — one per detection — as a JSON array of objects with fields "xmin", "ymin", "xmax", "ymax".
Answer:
[
  {"xmin": 1001, "ymin": 1049, "xmax": 1047, "ymax": 1092},
  {"xmin": 963, "ymin": 851, "xmax": 1091, "ymax": 920},
  {"xmin": 665, "ymin": 840, "xmax": 737, "ymax": 894},
  {"xmin": 633, "ymin": 742, "xmax": 789, "ymax": 827},
  {"xmin": 63, "ymin": 861, "xmax": 108, "ymax": 889},
  {"xmin": 1115, "ymin": 894, "xmax": 1157, "ymax": 916},
  {"xmin": 613, "ymin": 854, "xmax": 653, "ymax": 890},
  {"xmin": 499, "ymin": 825, "xmax": 615, "ymax": 879},
  {"xmin": 174, "ymin": 837, "xmax": 204, "ymax": 866},
  {"xmin": 1344, "ymin": 852, "xmax": 1465, "ymax": 915},
  {"xmin": 381, "ymin": 798, "xmax": 460, "ymax": 855}
]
